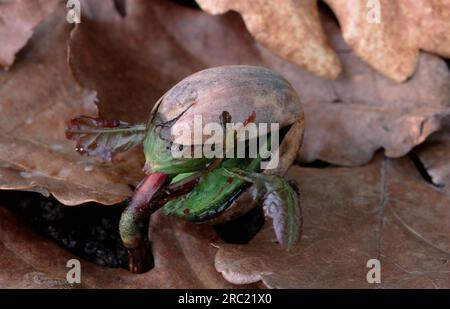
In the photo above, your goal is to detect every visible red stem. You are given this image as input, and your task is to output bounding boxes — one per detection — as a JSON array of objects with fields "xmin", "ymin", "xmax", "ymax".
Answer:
[{"xmin": 119, "ymin": 173, "xmax": 168, "ymax": 273}]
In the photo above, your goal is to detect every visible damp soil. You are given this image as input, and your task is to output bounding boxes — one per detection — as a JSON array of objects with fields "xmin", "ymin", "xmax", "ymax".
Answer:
[
  {"xmin": 2, "ymin": 191, "xmax": 129, "ymax": 269},
  {"xmin": 2, "ymin": 190, "xmax": 264, "ymax": 271}
]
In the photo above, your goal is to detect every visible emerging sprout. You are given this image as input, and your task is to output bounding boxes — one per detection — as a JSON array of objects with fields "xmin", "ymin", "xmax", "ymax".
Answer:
[{"xmin": 66, "ymin": 65, "xmax": 305, "ymax": 273}]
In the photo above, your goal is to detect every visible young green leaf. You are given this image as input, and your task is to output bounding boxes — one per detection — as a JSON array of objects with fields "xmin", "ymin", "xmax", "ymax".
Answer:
[
  {"xmin": 222, "ymin": 168, "xmax": 302, "ymax": 250},
  {"xmin": 66, "ymin": 116, "xmax": 147, "ymax": 162}
]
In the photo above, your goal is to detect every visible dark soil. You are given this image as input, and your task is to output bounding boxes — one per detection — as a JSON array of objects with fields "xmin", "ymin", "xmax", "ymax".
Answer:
[
  {"xmin": 1, "ymin": 190, "xmax": 264, "ymax": 271},
  {"xmin": 214, "ymin": 206, "xmax": 265, "ymax": 244},
  {"xmin": 2, "ymin": 191, "xmax": 129, "ymax": 269}
]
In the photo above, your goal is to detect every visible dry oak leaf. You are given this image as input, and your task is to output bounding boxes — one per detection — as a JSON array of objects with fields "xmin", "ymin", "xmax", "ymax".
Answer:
[
  {"xmin": 69, "ymin": 0, "xmax": 205, "ymax": 123},
  {"xmin": 0, "ymin": 4, "xmax": 144, "ymax": 205},
  {"xmin": 415, "ymin": 118, "xmax": 450, "ymax": 193},
  {"xmin": 215, "ymin": 155, "xmax": 450, "ymax": 288},
  {"xmin": 69, "ymin": 0, "xmax": 450, "ymax": 170},
  {"xmin": 198, "ymin": 0, "xmax": 450, "ymax": 83},
  {"xmin": 274, "ymin": 16, "xmax": 450, "ymax": 165},
  {"xmin": 196, "ymin": 0, "xmax": 342, "ymax": 79},
  {"xmin": 0, "ymin": 0, "xmax": 59, "ymax": 68},
  {"xmin": 0, "ymin": 206, "xmax": 238, "ymax": 288},
  {"xmin": 325, "ymin": 0, "xmax": 450, "ymax": 82}
]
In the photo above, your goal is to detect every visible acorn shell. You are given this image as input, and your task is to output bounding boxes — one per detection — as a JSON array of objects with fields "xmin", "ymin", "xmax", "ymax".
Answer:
[{"xmin": 150, "ymin": 65, "xmax": 303, "ymax": 146}]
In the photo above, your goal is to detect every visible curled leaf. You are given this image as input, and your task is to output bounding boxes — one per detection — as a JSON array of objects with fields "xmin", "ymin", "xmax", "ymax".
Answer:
[
  {"xmin": 196, "ymin": 0, "xmax": 342, "ymax": 79},
  {"xmin": 222, "ymin": 168, "xmax": 301, "ymax": 249},
  {"xmin": 325, "ymin": 0, "xmax": 450, "ymax": 82},
  {"xmin": 415, "ymin": 119, "xmax": 450, "ymax": 193},
  {"xmin": 66, "ymin": 116, "xmax": 147, "ymax": 162},
  {"xmin": 263, "ymin": 180, "xmax": 301, "ymax": 250}
]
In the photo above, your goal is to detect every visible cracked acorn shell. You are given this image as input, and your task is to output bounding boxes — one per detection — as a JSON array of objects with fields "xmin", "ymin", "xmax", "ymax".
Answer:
[
  {"xmin": 150, "ymin": 65, "xmax": 305, "ymax": 223},
  {"xmin": 149, "ymin": 65, "xmax": 303, "ymax": 144}
]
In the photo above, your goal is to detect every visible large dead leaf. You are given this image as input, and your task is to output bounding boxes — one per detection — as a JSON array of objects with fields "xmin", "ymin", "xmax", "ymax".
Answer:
[
  {"xmin": 215, "ymin": 154, "xmax": 450, "ymax": 288},
  {"xmin": 290, "ymin": 18, "xmax": 450, "ymax": 165},
  {"xmin": 325, "ymin": 0, "xmax": 450, "ymax": 82},
  {"xmin": 0, "ymin": 206, "xmax": 238, "ymax": 288},
  {"xmin": 198, "ymin": 0, "xmax": 450, "ymax": 82},
  {"xmin": 415, "ymin": 118, "xmax": 450, "ymax": 193},
  {"xmin": 69, "ymin": 0, "xmax": 206, "ymax": 123},
  {"xmin": 196, "ymin": 0, "xmax": 342, "ymax": 79},
  {"xmin": 0, "ymin": 0, "xmax": 59, "ymax": 68},
  {"xmin": 0, "ymin": 4, "xmax": 144, "ymax": 205}
]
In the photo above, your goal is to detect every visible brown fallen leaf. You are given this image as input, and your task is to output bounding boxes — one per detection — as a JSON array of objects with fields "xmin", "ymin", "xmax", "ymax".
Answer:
[
  {"xmin": 0, "ymin": 0, "xmax": 59, "ymax": 68},
  {"xmin": 69, "ymin": 0, "xmax": 205, "ymax": 122},
  {"xmin": 266, "ymin": 17, "xmax": 450, "ymax": 165},
  {"xmin": 325, "ymin": 0, "xmax": 450, "ymax": 82},
  {"xmin": 0, "ymin": 4, "xmax": 144, "ymax": 205},
  {"xmin": 0, "ymin": 205, "xmax": 241, "ymax": 288},
  {"xmin": 415, "ymin": 118, "xmax": 450, "ymax": 193},
  {"xmin": 215, "ymin": 154, "xmax": 450, "ymax": 288},
  {"xmin": 196, "ymin": 0, "xmax": 342, "ymax": 79},
  {"xmin": 198, "ymin": 0, "xmax": 450, "ymax": 83}
]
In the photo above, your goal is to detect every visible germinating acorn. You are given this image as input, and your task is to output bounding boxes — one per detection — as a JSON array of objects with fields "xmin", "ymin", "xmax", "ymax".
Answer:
[{"xmin": 66, "ymin": 65, "xmax": 305, "ymax": 273}]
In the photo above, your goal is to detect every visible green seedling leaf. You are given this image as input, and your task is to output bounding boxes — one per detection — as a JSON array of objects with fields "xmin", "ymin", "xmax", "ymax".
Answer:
[
  {"xmin": 222, "ymin": 168, "xmax": 301, "ymax": 250},
  {"xmin": 66, "ymin": 116, "xmax": 147, "ymax": 162}
]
